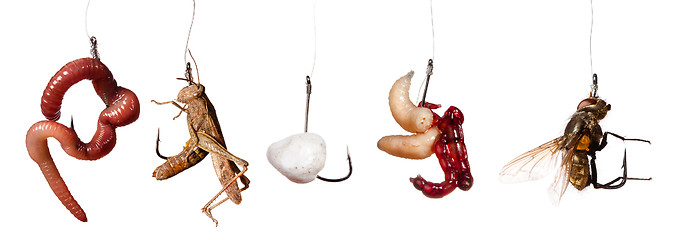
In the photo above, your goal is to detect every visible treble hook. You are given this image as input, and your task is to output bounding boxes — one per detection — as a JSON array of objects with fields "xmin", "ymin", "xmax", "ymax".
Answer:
[{"xmin": 304, "ymin": 76, "xmax": 352, "ymax": 182}]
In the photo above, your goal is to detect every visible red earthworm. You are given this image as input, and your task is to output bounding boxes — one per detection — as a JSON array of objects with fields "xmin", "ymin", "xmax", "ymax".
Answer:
[
  {"xmin": 26, "ymin": 58, "xmax": 140, "ymax": 222},
  {"xmin": 410, "ymin": 106, "xmax": 473, "ymax": 198}
]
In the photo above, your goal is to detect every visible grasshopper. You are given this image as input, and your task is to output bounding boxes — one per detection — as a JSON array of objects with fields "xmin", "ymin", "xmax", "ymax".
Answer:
[{"xmin": 153, "ymin": 52, "xmax": 249, "ymax": 226}]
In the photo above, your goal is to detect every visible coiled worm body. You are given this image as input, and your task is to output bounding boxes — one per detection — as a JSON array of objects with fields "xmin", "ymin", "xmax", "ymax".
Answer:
[{"xmin": 26, "ymin": 58, "xmax": 140, "ymax": 222}]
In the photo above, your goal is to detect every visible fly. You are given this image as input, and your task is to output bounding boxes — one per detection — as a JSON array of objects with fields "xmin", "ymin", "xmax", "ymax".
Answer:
[{"xmin": 499, "ymin": 86, "xmax": 650, "ymax": 205}]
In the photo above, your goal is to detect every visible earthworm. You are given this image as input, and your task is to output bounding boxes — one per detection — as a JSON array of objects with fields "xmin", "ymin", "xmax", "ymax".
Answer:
[
  {"xmin": 410, "ymin": 106, "xmax": 473, "ymax": 198},
  {"xmin": 26, "ymin": 58, "xmax": 140, "ymax": 222}
]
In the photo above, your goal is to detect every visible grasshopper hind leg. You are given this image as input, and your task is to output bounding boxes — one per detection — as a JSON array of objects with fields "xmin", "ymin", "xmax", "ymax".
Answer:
[{"xmin": 202, "ymin": 165, "xmax": 248, "ymax": 227}]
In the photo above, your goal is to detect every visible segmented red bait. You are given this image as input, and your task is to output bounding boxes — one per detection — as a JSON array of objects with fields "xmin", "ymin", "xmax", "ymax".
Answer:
[
  {"xmin": 410, "ymin": 104, "xmax": 473, "ymax": 198},
  {"xmin": 26, "ymin": 58, "xmax": 140, "ymax": 222}
]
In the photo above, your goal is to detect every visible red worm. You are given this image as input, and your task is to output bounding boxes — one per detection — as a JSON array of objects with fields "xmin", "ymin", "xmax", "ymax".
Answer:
[
  {"xmin": 26, "ymin": 58, "xmax": 140, "ymax": 222},
  {"xmin": 410, "ymin": 106, "xmax": 473, "ymax": 198}
]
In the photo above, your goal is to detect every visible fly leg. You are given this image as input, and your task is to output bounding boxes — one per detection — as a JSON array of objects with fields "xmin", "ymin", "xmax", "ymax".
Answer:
[
  {"xmin": 590, "ymin": 132, "xmax": 651, "ymax": 189},
  {"xmin": 596, "ymin": 132, "xmax": 650, "ymax": 150},
  {"xmin": 590, "ymin": 149, "xmax": 627, "ymax": 189}
]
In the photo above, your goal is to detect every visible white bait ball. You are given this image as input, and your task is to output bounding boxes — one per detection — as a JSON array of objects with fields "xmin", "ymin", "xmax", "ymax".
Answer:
[{"xmin": 267, "ymin": 132, "xmax": 327, "ymax": 183}]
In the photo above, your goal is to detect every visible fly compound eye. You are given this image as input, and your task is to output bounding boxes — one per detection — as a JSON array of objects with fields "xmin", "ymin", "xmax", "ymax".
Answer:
[{"xmin": 577, "ymin": 98, "xmax": 598, "ymax": 110}]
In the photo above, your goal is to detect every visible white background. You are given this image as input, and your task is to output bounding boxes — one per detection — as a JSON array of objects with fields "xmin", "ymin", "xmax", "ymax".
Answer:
[{"xmin": 1, "ymin": 0, "xmax": 678, "ymax": 239}]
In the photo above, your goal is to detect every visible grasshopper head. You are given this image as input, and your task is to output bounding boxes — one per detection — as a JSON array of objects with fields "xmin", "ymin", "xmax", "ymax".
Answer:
[{"xmin": 176, "ymin": 83, "xmax": 204, "ymax": 103}]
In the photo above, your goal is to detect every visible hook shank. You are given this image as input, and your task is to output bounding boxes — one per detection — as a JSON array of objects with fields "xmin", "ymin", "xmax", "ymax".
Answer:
[
  {"xmin": 420, "ymin": 59, "xmax": 434, "ymax": 106},
  {"xmin": 304, "ymin": 76, "xmax": 312, "ymax": 133}
]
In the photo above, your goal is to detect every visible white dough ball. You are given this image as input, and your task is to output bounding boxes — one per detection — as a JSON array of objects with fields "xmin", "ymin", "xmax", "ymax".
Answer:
[{"xmin": 267, "ymin": 132, "xmax": 327, "ymax": 183}]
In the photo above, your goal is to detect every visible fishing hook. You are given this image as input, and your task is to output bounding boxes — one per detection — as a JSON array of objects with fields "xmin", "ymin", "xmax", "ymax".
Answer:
[
  {"xmin": 317, "ymin": 146, "xmax": 353, "ymax": 182},
  {"xmin": 155, "ymin": 128, "xmax": 169, "ymax": 160},
  {"xmin": 420, "ymin": 59, "xmax": 434, "ymax": 106},
  {"xmin": 304, "ymin": 76, "xmax": 353, "ymax": 182}
]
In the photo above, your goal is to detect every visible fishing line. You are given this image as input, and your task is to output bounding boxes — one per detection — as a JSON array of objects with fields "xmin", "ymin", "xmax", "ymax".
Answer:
[
  {"xmin": 305, "ymin": 0, "xmax": 318, "ymax": 132},
  {"xmin": 429, "ymin": 0, "xmax": 435, "ymax": 61},
  {"xmin": 84, "ymin": 0, "xmax": 99, "ymax": 59},
  {"xmin": 85, "ymin": 0, "xmax": 92, "ymax": 40},
  {"xmin": 589, "ymin": 0, "xmax": 594, "ymax": 77},
  {"xmin": 589, "ymin": 0, "xmax": 598, "ymax": 98},
  {"xmin": 184, "ymin": 0, "xmax": 196, "ymax": 66},
  {"xmin": 417, "ymin": 0, "xmax": 435, "ymax": 105},
  {"xmin": 309, "ymin": 0, "xmax": 318, "ymax": 79}
]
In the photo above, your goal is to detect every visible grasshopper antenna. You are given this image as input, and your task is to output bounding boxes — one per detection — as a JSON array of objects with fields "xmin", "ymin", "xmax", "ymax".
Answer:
[
  {"xmin": 176, "ymin": 0, "xmax": 199, "ymax": 85},
  {"xmin": 188, "ymin": 49, "xmax": 199, "ymax": 85},
  {"xmin": 184, "ymin": 0, "xmax": 195, "ymax": 68}
]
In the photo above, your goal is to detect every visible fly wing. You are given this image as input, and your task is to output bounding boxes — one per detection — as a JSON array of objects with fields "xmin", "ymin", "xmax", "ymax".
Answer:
[
  {"xmin": 499, "ymin": 137, "xmax": 565, "ymax": 183},
  {"xmin": 548, "ymin": 149, "xmax": 573, "ymax": 206}
]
